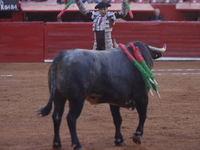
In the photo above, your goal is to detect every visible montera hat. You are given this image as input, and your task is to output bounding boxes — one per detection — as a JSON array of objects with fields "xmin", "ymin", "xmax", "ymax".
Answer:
[{"xmin": 95, "ymin": 2, "xmax": 111, "ymax": 9}]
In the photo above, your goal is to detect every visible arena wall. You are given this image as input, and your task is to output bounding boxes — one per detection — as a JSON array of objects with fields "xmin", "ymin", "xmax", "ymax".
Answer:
[
  {"xmin": 45, "ymin": 21, "xmax": 200, "ymax": 60},
  {"xmin": 44, "ymin": 23, "xmax": 94, "ymax": 60},
  {"xmin": 0, "ymin": 22, "xmax": 44, "ymax": 63},
  {"xmin": 0, "ymin": 21, "xmax": 200, "ymax": 62}
]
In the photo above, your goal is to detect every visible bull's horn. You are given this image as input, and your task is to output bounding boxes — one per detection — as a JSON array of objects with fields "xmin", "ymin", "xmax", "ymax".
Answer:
[
  {"xmin": 113, "ymin": 39, "xmax": 119, "ymax": 48},
  {"xmin": 148, "ymin": 43, "xmax": 166, "ymax": 53}
]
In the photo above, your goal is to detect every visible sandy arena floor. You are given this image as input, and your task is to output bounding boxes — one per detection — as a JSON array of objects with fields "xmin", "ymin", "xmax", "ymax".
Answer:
[{"xmin": 0, "ymin": 61, "xmax": 200, "ymax": 150}]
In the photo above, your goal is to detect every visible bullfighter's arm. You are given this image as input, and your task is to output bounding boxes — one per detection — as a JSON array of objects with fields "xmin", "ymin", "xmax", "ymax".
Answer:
[
  {"xmin": 114, "ymin": 0, "xmax": 128, "ymax": 19},
  {"xmin": 75, "ymin": 0, "xmax": 93, "ymax": 18}
]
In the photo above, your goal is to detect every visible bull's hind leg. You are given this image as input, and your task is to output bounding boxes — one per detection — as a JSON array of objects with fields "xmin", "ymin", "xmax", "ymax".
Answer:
[
  {"xmin": 52, "ymin": 93, "xmax": 66, "ymax": 149},
  {"xmin": 132, "ymin": 96, "xmax": 148, "ymax": 145},
  {"xmin": 110, "ymin": 105, "xmax": 125, "ymax": 146},
  {"xmin": 67, "ymin": 98, "xmax": 85, "ymax": 150}
]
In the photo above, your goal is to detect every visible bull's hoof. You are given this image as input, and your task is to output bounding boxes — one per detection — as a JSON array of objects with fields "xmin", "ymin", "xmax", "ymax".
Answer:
[
  {"xmin": 132, "ymin": 131, "xmax": 142, "ymax": 145},
  {"xmin": 74, "ymin": 147, "xmax": 83, "ymax": 150},
  {"xmin": 72, "ymin": 144, "xmax": 83, "ymax": 150},
  {"xmin": 114, "ymin": 138, "xmax": 126, "ymax": 146},
  {"xmin": 37, "ymin": 106, "xmax": 44, "ymax": 117},
  {"xmin": 53, "ymin": 142, "xmax": 62, "ymax": 149}
]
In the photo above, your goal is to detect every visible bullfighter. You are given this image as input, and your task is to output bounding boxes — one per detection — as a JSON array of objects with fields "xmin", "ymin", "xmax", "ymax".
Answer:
[{"xmin": 75, "ymin": 0, "xmax": 128, "ymax": 50}]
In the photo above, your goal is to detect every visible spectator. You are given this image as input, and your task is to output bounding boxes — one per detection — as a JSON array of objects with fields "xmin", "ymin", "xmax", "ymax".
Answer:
[
  {"xmin": 196, "ymin": 12, "xmax": 200, "ymax": 21},
  {"xmin": 102, "ymin": 0, "xmax": 110, "ymax": 2},
  {"xmin": 32, "ymin": 16, "xmax": 39, "ymax": 21},
  {"xmin": 72, "ymin": 12, "xmax": 83, "ymax": 22},
  {"xmin": 129, "ymin": 0, "xmax": 137, "ymax": 3},
  {"xmin": 143, "ymin": 0, "xmax": 149, "ymax": 3},
  {"xmin": 95, "ymin": 0, "xmax": 110, "ymax": 3},
  {"xmin": 150, "ymin": 8, "xmax": 163, "ymax": 21},
  {"xmin": 23, "ymin": 13, "xmax": 29, "ymax": 21},
  {"xmin": 57, "ymin": 0, "xmax": 64, "ymax": 4},
  {"xmin": 35, "ymin": 0, "xmax": 47, "ymax": 1},
  {"xmin": 168, "ymin": 0, "xmax": 178, "ymax": 3},
  {"xmin": 155, "ymin": 0, "xmax": 165, "ymax": 3},
  {"xmin": 57, "ymin": 17, "xmax": 62, "ymax": 22},
  {"xmin": 84, "ymin": 0, "xmax": 96, "ymax": 4},
  {"xmin": 75, "ymin": 0, "xmax": 128, "ymax": 50},
  {"xmin": 43, "ymin": 16, "xmax": 50, "ymax": 22},
  {"xmin": 21, "ymin": 0, "xmax": 31, "ymax": 1}
]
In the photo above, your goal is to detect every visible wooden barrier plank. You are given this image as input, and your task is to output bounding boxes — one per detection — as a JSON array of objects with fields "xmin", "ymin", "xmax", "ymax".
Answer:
[
  {"xmin": 1, "ymin": 21, "xmax": 198, "ymax": 62},
  {"xmin": 0, "ymin": 22, "xmax": 44, "ymax": 62},
  {"xmin": 113, "ymin": 22, "xmax": 161, "ymax": 48},
  {"xmin": 163, "ymin": 52, "xmax": 200, "ymax": 57},
  {"xmin": 46, "ymin": 22, "xmax": 93, "ymax": 56},
  {"xmin": 160, "ymin": 22, "xmax": 200, "ymax": 57},
  {"xmin": 45, "ymin": 22, "xmax": 163, "ymax": 59},
  {"xmin": 0, "ymin": 21, "xmax": 199, "ymax": 62},
  {"xmin": 44, "ymin": 23, "xmax": 49, "ymax": 60},
  {"xmin": 166, "ymin": 43, "xmax": 200, "ymax": 48}
]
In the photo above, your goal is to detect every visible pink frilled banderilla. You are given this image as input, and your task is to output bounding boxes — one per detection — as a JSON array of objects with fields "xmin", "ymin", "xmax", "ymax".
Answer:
[
  {"xmin": 118, "ymin": 43, "xmax": 160, "ymax": 98},
  {"xmin": 57, "ymin": 0, "xmax": 73, "ymax": 18}
]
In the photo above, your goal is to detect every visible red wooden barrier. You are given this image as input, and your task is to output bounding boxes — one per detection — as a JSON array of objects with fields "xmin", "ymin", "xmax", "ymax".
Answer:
[
  {"xmin": 44, "ymin": 21, "xmax": 200, "ymax": 60},
  {"xmin": 112, "ymin": 22, "xmax": 160, "ymax": 47},
  {"xmin": 45, "ymin": 22, "xmax": 161, "ymax": 60},
  {"xmin": 160, "ymin": 21, "xmax": 200, "ymax": 57},
  {"xmin": 0, "ymin": 21, "xmax": 200, "ymax": 63},
  {"xmin": 45, "ymin": 22, "xmax": 94, "ymax": 59},
  {"xmin": 0, "ymin": 22, "xmax": 44, "ymax": 63}
]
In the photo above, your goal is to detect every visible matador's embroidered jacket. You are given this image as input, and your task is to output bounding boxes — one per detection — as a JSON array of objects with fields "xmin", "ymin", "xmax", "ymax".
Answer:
[{"xmin": 75, "ymin": 0, "xmax": 128, "ymax": 50}]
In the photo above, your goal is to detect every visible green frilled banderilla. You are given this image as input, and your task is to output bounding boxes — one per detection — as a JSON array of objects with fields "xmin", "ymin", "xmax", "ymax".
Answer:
[
  {"xmin": 118, "ymin": 43, "xmax": 160, "ymax": 98},
  {"xmin": 128, "ymin": 42, "xmax": 160, "ymax": 98}
]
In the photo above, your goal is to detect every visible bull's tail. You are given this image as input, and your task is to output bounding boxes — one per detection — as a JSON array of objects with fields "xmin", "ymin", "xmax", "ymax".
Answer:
[{"xmin": 38, "ymin": 65, "xmax": 56, "ymax": 117}]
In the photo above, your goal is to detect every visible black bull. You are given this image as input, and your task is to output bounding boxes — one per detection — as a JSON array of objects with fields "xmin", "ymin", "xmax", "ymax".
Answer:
[{"xmin": 38, "ymin": 41, "xmax": 164, "ymax": 150}]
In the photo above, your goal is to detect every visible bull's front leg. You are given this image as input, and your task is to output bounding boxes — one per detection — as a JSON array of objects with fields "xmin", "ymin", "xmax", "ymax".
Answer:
[
  {"xmin": 110, "ymin": 105, "xmax": 125, "ymax": 146},
  {"xmin": 133, "ymin": 96, "xmax": 148, "ymax": 144}
]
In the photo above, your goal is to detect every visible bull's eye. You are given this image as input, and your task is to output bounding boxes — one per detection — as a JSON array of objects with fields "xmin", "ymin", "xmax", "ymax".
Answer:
[{"xmin": 155, "ymin": 54, "xmax": 158, "ymax": 58}]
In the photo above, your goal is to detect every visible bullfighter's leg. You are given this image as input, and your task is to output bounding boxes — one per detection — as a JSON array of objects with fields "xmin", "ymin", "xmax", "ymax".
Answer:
[
  {"xmin": 67, "ymin": 98, "xmax": 85, "ymax": 150},
  {"xmin": 132, "ymin": 96, "xmax": 148, "ymax": 145},
  {"xmin": 110, "ymin": 105, "xmax": 125, "ymax": 146},
  {"xmin": 52, "ymin": 93, "xmax": 67, "ymax": 149}
]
